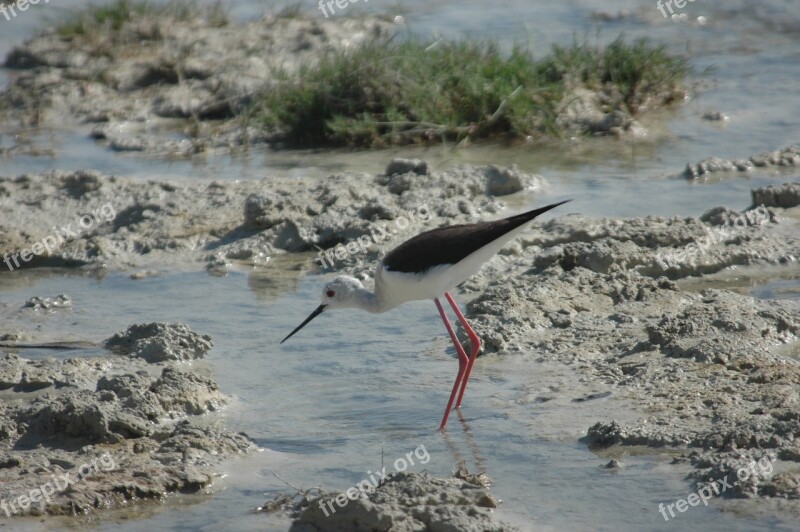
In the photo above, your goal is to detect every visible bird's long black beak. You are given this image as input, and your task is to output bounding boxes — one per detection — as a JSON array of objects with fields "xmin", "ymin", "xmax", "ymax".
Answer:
[{"xmin": 281, "ymin": 304, "xmax": 326, "ymax": 344}]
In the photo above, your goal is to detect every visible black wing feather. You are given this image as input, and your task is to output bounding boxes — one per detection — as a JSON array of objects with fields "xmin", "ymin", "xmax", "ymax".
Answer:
[{"xmin": 382, "ymin": 200, "xmax": 570, "ymax": 274}]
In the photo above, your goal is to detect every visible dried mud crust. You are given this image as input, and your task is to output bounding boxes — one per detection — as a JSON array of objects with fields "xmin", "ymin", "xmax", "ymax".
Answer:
[
  {"xmin": 288, "ymin": 472, "xmax": 514, "ymax": 532},
  {"xmin": 0, "ymin": 322, "xmax": 256, "ymax": 517},
  {"xmin": 684, "ymin": 145, "xmax": 800, "ymax": 179},
  {"xmin": 0, "ymin": 164, "xmax": 540, "ymax": 273},
  {"xmin": 455, "ymin": 193, "xmax": 800, "ymax": 508}
]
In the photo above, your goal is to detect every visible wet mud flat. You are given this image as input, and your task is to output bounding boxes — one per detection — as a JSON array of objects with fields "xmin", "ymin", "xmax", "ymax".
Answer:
[
  {"xmin": 0, "ymin": 3, "xmax": 798, "ymax": 529},
  {"xmin": 0, "ymin": 159, "xmax": 547, "ymax": 529},
  {"xmin": 0, "ymin": 155, "xmax": 798, "ymax": 528},
  {"xmin": 0, "ymin": 159, "xmax": 542, "ymax": 529}
]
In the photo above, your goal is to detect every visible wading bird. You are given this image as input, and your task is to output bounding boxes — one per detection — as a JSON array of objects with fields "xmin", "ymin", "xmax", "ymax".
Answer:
[{"xmin": 281, "ymin": 200, "xmax": 570, "ymax": 429}]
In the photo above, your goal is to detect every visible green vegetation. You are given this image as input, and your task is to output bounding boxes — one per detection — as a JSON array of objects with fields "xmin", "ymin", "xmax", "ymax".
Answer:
[
  {"xmin": 256, "ymin": 37, "xmax": 688, "ymax": 148},
  {"xmin": 537, "ymin": 38, "xmax": 688, "ymax": 113},
  {"xmin": 48, "ymin": 2, "xmax": 688, "ymax": 149},
  {"xmin": 56, "ymin": 0, "xmax": 228, "ymax": 38}
]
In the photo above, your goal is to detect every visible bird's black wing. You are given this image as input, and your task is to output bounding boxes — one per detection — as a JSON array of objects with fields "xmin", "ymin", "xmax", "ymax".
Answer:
[{"xmin": 382, "ymin": 200, "xmax": 569, "ymax": 274}]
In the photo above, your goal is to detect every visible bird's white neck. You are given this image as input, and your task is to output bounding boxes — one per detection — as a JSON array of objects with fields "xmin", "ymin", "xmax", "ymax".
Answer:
[{"xmin": 354, "ymin": 287, "xmax": 384, "ymax": 313}]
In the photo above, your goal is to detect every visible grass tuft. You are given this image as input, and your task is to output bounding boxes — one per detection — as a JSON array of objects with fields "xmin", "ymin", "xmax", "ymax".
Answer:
[{"xmin": 256, "ymin": 36, "xmax": 689, "ymax": 148}]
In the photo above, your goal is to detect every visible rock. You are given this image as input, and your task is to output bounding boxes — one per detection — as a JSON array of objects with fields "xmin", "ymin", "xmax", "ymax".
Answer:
[
  {"xmin": 684, "ymin": 145, "xmax": 800, "ymax": 178},
  {"xmin": 105, "ymin": 323, "xmax": 213, "ymax": 362},
  {"xmin": 0, "ymin": 355, "xmax": 104, "ymax": 392},
  {"xmin": 483, "ymin": 164, "xmax": 531, "ymax": 196},
  {"xmin": 130, "ymin": 270, "xmax": 161, "ymax": 280},
  {"xmin": 23, "ymin": 295, "xmax": 72, "ymax": 311},
  {"xmin": 60, "ymin": 170, "xmax": 103, "ymax": 198},
  {"xmin": 684, "ymin": 156, "xmax": 738, "ymax": 178},
  {"xmin": 699, "ymin": 205, "xmax": 775, "ymax": 226},
  {"xmin": 701, "ymin": 110, "xmax": 729, "ymax": 121},
  {"xmin": 384, "ymin": 158, "xmax": 429, "ymax": 176},
  {"xmin": 751, "ymin": 182, "xmax": 800, "ymax": 209},
  {"xmin": 290, "ymin": 472, "xmax": 517, "ymax": 532},
  {"xmin": 243, "ymin": 192, "xmax": 285, "ymax": 230},
  {"xmin": 22, "ymin": 389, "xmax": 151, "ymax": 443},
  {"xmin": 0, "ymin": 343, "xmax": 256, "ymax": 517},
  {"xmin": 20, "ymin": 367, "xmax": 226, "ymax": 444}
]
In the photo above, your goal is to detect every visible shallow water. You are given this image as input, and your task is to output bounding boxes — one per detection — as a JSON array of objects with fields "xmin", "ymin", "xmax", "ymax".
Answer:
[
  {"xmin": 2, "ymin": 0, "xmax": 800, "ymax": 531},
  {"xmin": 1, "ymin": 267, "xmax": 793, "ymax": 532}
]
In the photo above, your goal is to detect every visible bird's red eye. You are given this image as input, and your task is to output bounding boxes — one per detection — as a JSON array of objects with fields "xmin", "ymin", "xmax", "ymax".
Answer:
[{"xmin": 326, "ymin": 290, "xmax": 335, "ymax": 298}]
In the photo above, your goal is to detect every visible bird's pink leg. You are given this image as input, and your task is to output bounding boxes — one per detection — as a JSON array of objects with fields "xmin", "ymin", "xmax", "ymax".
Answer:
[
  {"xmin": 444, "ymin": 292, "xmax": 482, "ymax": 408},
  {"xmin": 435, "ymin": 297, "xmax": 469, "ymax": 430}
]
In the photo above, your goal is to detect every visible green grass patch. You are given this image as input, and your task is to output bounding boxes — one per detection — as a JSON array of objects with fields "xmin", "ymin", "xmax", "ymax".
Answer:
[{"xmin": 256, "ymin": 36, "xmax": 688, "ymax": 148}]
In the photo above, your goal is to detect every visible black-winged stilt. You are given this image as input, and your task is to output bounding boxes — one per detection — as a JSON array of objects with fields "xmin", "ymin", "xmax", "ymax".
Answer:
[{"xmin": 281, "ymin": 200, "xmax": 571, "ymax": 429}]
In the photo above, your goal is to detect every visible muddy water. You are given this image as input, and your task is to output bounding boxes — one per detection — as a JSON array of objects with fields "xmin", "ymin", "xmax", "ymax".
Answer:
[{"xmin": 2, "ymin": 0, "xmax": 799, "ymax": 531}]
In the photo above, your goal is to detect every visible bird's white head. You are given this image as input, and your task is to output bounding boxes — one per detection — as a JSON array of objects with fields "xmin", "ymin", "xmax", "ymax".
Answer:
[
  {"xmin": 320, "ymin": 275, "xmax": 367, "ymax": 310},
  {"xmin": 280, "ymin": 275, "xmax": 376, "ymax": 344}
]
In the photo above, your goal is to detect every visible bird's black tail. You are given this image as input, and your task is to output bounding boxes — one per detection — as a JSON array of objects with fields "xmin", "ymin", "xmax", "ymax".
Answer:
[{"xmin": 503, "ymin": 199, "xmax": 572, "ymax": 231}]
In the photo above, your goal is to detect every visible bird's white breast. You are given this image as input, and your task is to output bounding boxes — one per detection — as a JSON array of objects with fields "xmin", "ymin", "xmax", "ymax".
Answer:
[{"xmin": 374, "ymin": 261, "xmax": 456, "ymax": 310}]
